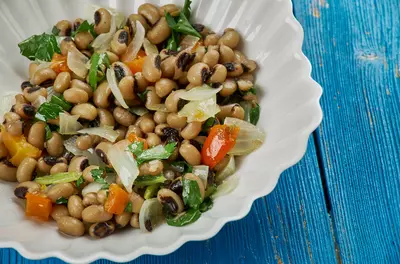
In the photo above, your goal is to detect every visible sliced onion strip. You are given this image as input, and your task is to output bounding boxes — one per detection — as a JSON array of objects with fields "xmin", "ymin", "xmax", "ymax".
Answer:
[
  {"xmin": 78, "ymin": 126, "xmax": 119, "ymax": 143},
  {"xmin": 106, "ymin": 68, "xmax": 129, "ymax": 109},
  {"xmin": 121, "ymin": 20, "xmax": 145, "ymax": 62}
]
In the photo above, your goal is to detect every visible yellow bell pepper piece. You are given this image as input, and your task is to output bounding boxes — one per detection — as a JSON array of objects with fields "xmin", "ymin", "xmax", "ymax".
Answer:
[{"xmin": 2, "ymin": 129, "xmax": 41, "ymax": 166}]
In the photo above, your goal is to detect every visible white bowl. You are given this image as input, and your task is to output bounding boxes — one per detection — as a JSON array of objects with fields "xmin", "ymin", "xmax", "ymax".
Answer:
[{"xmin": 0, "ymin": 0, "xmax": 322, "ymax": 262}]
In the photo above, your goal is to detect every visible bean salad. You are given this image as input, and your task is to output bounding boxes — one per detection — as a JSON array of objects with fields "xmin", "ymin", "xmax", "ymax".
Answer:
[{"xmin": 0, "ymin": 0, "xmax": 265, "ymax": 238}]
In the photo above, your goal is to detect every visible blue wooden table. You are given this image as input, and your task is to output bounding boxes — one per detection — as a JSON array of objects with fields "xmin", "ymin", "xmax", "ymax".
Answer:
[{"xmin": 2, "ymin": 0, "xmax": 399, "ymax": 263}]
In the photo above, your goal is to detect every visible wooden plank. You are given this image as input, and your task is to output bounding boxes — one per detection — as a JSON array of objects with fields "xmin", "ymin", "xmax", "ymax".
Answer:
[
  {"xmin": 2, "ymin": 139, "xmax": 336, "ymax": 264},
  {"xmin": 293, "ymin": 0, "xmax": 400, "ymax": 263}
]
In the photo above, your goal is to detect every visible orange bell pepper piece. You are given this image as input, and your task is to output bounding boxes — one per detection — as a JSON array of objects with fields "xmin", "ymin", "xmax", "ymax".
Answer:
[
  {"xmin": 104, "ymin": 184, "xmax": 130, "ymax": 215},
  {"xmin": 51, "ymin": 53, "xmax": 70, "ymax": 74},
  {"xmin": 25, "ymin": 193, "xmax": 53, "ymax": 221},
  {"xmin": 2, "ymin": 129, "xmax": 41, "ymax": 166},
  {"xmin": 124, "ymin": 49, "xmax": 147, "ymax": 75},
  {"xmin": 127, "ymin": 133, "xmax": 148, "ymax": 150}
]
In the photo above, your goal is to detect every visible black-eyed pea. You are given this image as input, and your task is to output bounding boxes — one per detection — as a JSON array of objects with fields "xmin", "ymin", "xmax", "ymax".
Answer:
[
  {"xmin": 115, "ymin": 126, "xmax": 127, "ymax": 141},
  {"xmin": 112, "ymin": 62, "xmax": 133, "ymax": 83},
  {"xmin": 220, "ymin": 78, "xmax": 238, "ymax": 97},
  {"xmin": 4, "ymin": 112, "xmax": 21, "ymax": 123},
  {"xmin": 145, "ymin": 87, "xmax": 162, "ymax": 109},
  {"xmin": 204, "ymin": 34, "xmax": 220, "ymax": 46},
  {"xmin": 139, "ymin": 118, "xmax": 155, "ymax": 133},
  {"xmin": 218, "ymin": 28, "xmax": 240, "ymax": 49},
  {"xmin": 147, "ymin": 17, "xmax": 171, "ymax": 44},
  {"xmin": 68, "ymin": 195, "xmax": 84, "ymax": 219},
  {"xmin": 111, "ymin": 29, "xmax": 129, "ymax": 56},
  {"xmin": 224, "ymin": 62, "xmax": 244, "ymax": 77},
  {"xmin": 37, "ymin": 157, "xmax": 52, "ymax": 174},
  {"xmin": 159, "ymin": 4, "xmax": 180, "ymax": 16},
  {"xmin": 71, "ymin": 79, "xmax": 93, "ymax": 98},
  {"xmin": 138, "ymin": 3, "xmax": 160, "ymax": 25},
  {"xmin": 161, "ymin": 56, "xmax": 176, "ymax": 79},
  {"xmin": 202, "ymin": 50, "xmax": 220, "ymax": 68},
  {"xmin": 143, "ymin": 54, "xmax": 162, "ymax": 82},
  {"xmin": 20, "ymin": 81, "xmax": 33, "ymax": 91},
  {"xmin": 194, "ymin": 135, "xmax": 207, "ymax": 145},
  {"xmin": 71, "ymin": 103, "xmax": 98, "ymax": 121},
  {"xmin": 47, "ymin": 183, "xmax": 76, "ymax": 203},
  {"xmin": 240, "ymin": 73, "xmax": 255, "ymax": 82},
  {"xmin": 54, "ymin": 72, "xmax": 71, "ymax": 93},
  {"xmin": 57, "ymin": 216, "xmax": 85, "ymax": 236},
  {"xmin": 63, "ymin": 88, "xmax": 89, "ymax": 104},
  {"xmin": 217, "ymin": 104, "xmax": 245, "ymax": 120},
  {"xmin": 126, "ymin": 125, "xmax": 143, "ymax": 138},
  {"xmin": 126, "ymin": 14, "xmax": 149, "ymax": 34},
  {"xmin": 94, "ymin": 8, "xmax": 112, "ymax": 35},
  {"xmin": 16, "ymin": 157, "xmax": 37, "ymax": 183},
  {"xmin": 243, "ymin": 59, "xmax": 257, "ymax": 73},
  {"xmin": 55, "ymin": 20, "xmax": 72, "ymax": 36},
  {"xmin": 29, "ymin": 63, "xmax": 39, "ymax": 79},
  {"xmin": 27, "ymin": 121, "xmax": 45, "ymax": 149},
  {"xmin": 95, "ymin": 142, "xmax": 113, "ymax": 166},
  {"xmin": 89, "ymin": 221, "xmax": 115, "ymax": 238},
  {"xmin": 68, "ymin": 156, "xmax": 89, "ymax": 173},
  {"xmin": 209, "ymin": 64, "xmax": 227, "ymax": 83},
  {"xmin": 51, "ymin": 205, "xmax": 69, "ymax": 221},
  {"xmin": 130, "ymin": 213, "xmax": 140, "ymax": 228},
  {"xmin": 46, "ymin": 132, "xmax": 64, "ymax": 157},
  {"xmin": 134, "ymin": 72, "xmax": 149, "ymax": 92},
  {"xmin": 14, "ymin": 181, "xmax": 40, "ymax": 200},
  {"xmin": 82, "ymin": 165, "xmax": 101, "ymax": 183},
  {"xmin": 115, "ymin": 212, "xmax": 132, "ymax": 228},
  {"xmin": 146, "ymin": 133, "xmax": 161, "ymax": 148},
  {"xmin": 155, "ymin": 78, "xmax": 177, "ymax": 98},
  {"xmin": 50, "ymin": 163, "xmax": 68, "ymax": 175},
  {"xmin": 15, "ymin": 94, "xmax": 28, "ymax": 105},
  {"xmin": 219, "ymin": 44, "xmax": 236, "ymax": 63},
  {"xmin": 181, "ymin": 122, "xmax": 202, "ymax": 140},
  {"xmin": 0, "ymin": 160, "xmax": 17, "ymax": 182},
  {"xmin": 113, "ymin": 106, "xmax": 136, "ymax": 127},
  {"xmin": 184, "ymin": 173, "xmax": 205, "ymax": 200},
  {"xmin": 83, "ymin": 193, "xmax": 100, "ymax": 206},
  {"xmin": 154, "ymin": 111, "xmax": 168, "ymax": 124},
  {"xmin": 129, "ymin": 191, "xmax": 144, "ymax": 213},
  {"xmin": 165, "ymin": 90, "xmax": 183, "ymax": 113},
  {"xmin": 5, "ymin": 120, "xmax": 24, "ymax": 136},
  {"xmin": 155, "ymin": 123, "xmax": 169, "ymax": 136},
  {"xmin": 119, "ymin": 76, "xmax": 136, "ymax": 101},
  {"xmin": 157, "ymin": 188, "xmax": 184, "ymax": 214},
  {"xmin": 169, "ymin": 177, "xmax": 182, "ymax": 195},
  {"xmin": 178, "ymin": 71, "xmax": 189, "ymax": 85},
  {"xmin": 31, "ymin": 68, "xmax": 57, "ymax": 86},
  {"xmin": 179, "ymin": 143, "xmax": 201, "ymax": 166},
  {"xmin": 97, "ymin": 190, "xmax": 108, "ymax": 205},
  {"xmin": 72, "ymin": 18, "xmax": 84, "ymax": 31},
  {"xmin": 167, "ymin": 113, "xmax": 187, "ymax": 129},
  {"xmin": 23, "ymin": 86, "xmax": 47, "ymax": 103},
  {"xmin": 82, "ymin": 204, "xmax": 113, "ymax": 223},
  {"xmin": 75, "ymin": 32, "xmax": 94, "ymax": 50},
  {"xmin": 93, "ymin": 81, "xmax": 112, "ymax": 108},
  {"xmin": 60, "ymin": 37, "xmax": 76, "ymax": 56},
  {"xmin": 97, "ymin": 109, "xmax": 115, "ymax": 127},
  {"xmin": 237, "ymin": 79, "xmax": 254, "ymax": 92},
  {"xmin": 76, "ymin": 134, "xmax": 94, "ymax": 150},
  {"xmin": 139, "ymin": 160, "xmax": 164, "ymax": 176},
  {"xmin": 14, "ymin": 104, "xmax": 36, "ymax": 119},
  {"xmin": 187, "ymin": 63, "xmax": 210, "ymax": 86}
]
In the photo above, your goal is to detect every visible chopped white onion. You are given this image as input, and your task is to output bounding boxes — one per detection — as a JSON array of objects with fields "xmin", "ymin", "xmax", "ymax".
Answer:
[
  {"xmin": 67, "ymin": 47, "xmax": 89, "ymax": 78},
  {"xmin": 192, "ymin": 165, "xmax": 209, "ymax": 187},
  {"xmin": 0, "ymin": 93, "xmax": 17, "ymax": 123},
  {"xmin": 178, "ymin": 94, "xmax": 220, "ymax": 122},
  {"xmin": 215, "ymin": 155, "xmax": 235, "ymax": 183},
  {"xmin": 46, "ymin": 86, "xmax": 59, "ymax": 102},
  {"xmin": 139, "ymin": 198, "xmax": 164, "ymax": 232},
  {"xmin": 63, "ymin": 136, "xmax": 102, "ymax": 165},
  {"xmin": 91, "ymin": 15, "xmax": 117, "ymax": 52},
  {"xmin": 78, "ymin": 126, "xmax": 119, "ymax": 143},
  {"xmin": 179, "ymin": 35, "xmax": 200, "ymax": 50},
  {"xmin": 178, "ymin": 84, "xmax": 222, "ymax": 101},
  {"xmin": 32, "ymin": 95, "xmax": 46, "ymax": 109},
  {"xmin": 30, "ymin": 61, "xmax": 52, "ymax": 85},
  {"xmin": 212, "ymin": 174, "xmax": 239, "ymax": 199},
  {"xmin": 85, "ymin": 4, "xmax": 125, "ymax": 28},
  {"xmin": 143, "ymin": 38, "xmax": 159, "ymax": 55},
  {"xmin": 81, "ymin": 182, "xmax": 103, "ymax": 196},
  {"xmin": 107, "ymin": 141, "xmax": 139, "ymax": 193},
  {"xmin": 59, "ymin": 113, "xmax": 83, "ymax": 135},
  {"xmin": 146, "ymin": 104, "xmax": 169, "ymax": 113},
  {"xmin": 121, "ymin": 20, "xmax": 145, "ymax": 62},
  {"xmin": 224, "ymin": 117, "xmax": 266, "ymax": 156},
  {"xmin": 106, "ymin": 68, "xmax": 129, "ymax": 109},
  {"xmin": 129, "ymin": 106, "xmax": 149, "ymax": 116}
]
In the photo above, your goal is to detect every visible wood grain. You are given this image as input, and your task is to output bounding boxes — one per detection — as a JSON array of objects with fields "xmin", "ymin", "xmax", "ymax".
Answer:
[{"xmin": 294, "ymin": 0, "xmax": 400, "ymax": 263}]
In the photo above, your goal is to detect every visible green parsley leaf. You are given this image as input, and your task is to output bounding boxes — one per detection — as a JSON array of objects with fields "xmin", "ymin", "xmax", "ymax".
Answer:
[
  {"xmin": 248, "ymin": 87, "xmax": 257, "ymax": 95},
  {"xmin": 182, "ymin": 0, "xmax": 193, "ymax": 20},
  {"xmin": 144, "ymin": 184, "xmax": 161, "ymax": 199},
  {"xmin": 18, "ymin": 33, "xmax": 61, "ymax": 61},
  {"xmin": 75, "ymin": 176, "xmax": 85, "ymax": 189},
  {"xmin": 137, "ymin": 90, "xmax": 149, "ymax": 102},
  {"xmin": 72, "ymin": 20, "xmax": 97, "ymax": 38},
  {"xmin": 127, "ymin": 141, "xmax": 145, "ymax": 157},
  {"xmin": 250, "ymin": 103, "xmax": 260, "ymax": 125},
  {"xmin": 170, "ymin": 161, "xmax": 193, "ymax": 173},
  {"xmin": 166, "ymin": 208, "xmax": 201, "ymax": 227},
  {"xmin": 134, "ymin": 175, "xmax": 167, "ymax": 187},
  {"xmin": 199, "ymin": 197, "xmax": 213, "ymax": 212},
  {"xmin": 165, "ymin": 12, "xmax": 201, "ymax": 38},
  {"xmin": 202, "ymin": 117, "xmax": 218, "ymax": 133},
  {"xmin": 44, "ymin": 124, "xmax": 53, "ymax": 141},
  {"xmin": 204, "ymin": 183, "xmax": 217, "ymax": 198},
  {"xmin": 135, "ymin": 142, "xmax": 177, "ymax": 164},
  {"xmin": 51, "ymin": 26, "xmax": 60, "ymax": 36},
  {"xmin": 166, "ymin": 31, "xmax": 180, "ymax": 51},
  {"xmin": 49, "ymin": 95, "xmax": 72, "ymax": 111},
  {"xmin": 91, "ymin": 168, "xmax": 108, "ymax": 185},
  {"xmin": 182, "ymin": 178, "xmax": 202, "ymax": 209},
  {"xmin": 55, "ymin": 197, "xmax": 68, "ymax": 204},
  {"xmin": 124, "ymin": 201, "xmax": 133, "ymax": 213},
  {"xmin": 35, "ymin": 102, "xmax": 64, "ymax": 121},
  {"xmin": 89, "ymin": 52, "xmax": 110, "ymax": 90}
]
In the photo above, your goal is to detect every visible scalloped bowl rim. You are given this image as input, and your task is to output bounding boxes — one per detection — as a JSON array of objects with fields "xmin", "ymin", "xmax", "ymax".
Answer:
[{"xmin": 0, "ymin": 0, "xmax": 322, "ymax": 262}]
